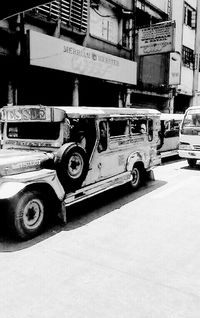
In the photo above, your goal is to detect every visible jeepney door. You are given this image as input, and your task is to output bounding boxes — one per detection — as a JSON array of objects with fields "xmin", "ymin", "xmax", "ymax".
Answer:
[{"xmin": 97, "ymin": 119, "xmax": 130, "ymax": 179}]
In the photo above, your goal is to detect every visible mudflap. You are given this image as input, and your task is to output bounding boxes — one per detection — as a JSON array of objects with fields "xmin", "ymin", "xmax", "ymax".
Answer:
[
  {"xmin": 57, "ymin": 201, "xmax": 67, "ymax": 224},
  {"xmin": 146, "ymin": 169, "xmax": 155, "ymax": 181}
]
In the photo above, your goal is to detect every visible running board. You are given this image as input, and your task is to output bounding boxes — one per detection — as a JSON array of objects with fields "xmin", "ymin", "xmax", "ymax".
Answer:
[{"xmin": 64, "ymin": 172, "xmax": 132, "ymax": 206}]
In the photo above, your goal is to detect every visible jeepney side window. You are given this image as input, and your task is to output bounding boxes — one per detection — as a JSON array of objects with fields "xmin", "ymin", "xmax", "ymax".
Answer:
[
  {"xmin": 109, "ymin": 119, "xmax": 128, "ymax": 137},
  {"xmin": 98, "ymin": 121, "xmax": 108, "ymax": 152},
  {"xmin": 130, "ymin": 119, "xmax": 147, "ymax": 135},
  {"xmin": 148, "ymin": 119, "xmax": 153, "ymax": 141},
  {"xmin": 164, "ymin": 120, "xmax": 178, "ymax": 138}
]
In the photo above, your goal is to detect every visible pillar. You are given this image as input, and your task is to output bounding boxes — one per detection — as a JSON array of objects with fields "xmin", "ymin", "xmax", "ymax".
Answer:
[
  {"xmin": 7, "ymin": 80, "xmax": 15, "ymax": 106},
  {"xmin": 118, "ymin": 90, "xmax": 123, "ymax": 108},
  {"xmin": 72, "ymin": 77, "xmax": 79, "ymax": 106},
  {"xmin": 168, "ymin": 96, "xmax": 174, "ymax": 113}
]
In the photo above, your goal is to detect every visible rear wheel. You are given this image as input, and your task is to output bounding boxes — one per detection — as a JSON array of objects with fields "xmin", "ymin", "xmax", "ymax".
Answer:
[
  {"xmin": 8, "ymin": 190, "xmax": 46, "ymax": 240},
  {"xmin": 187, "ymin": 158, "xmax": 197, "ymax": 168},
  {"xmin": 129, "ymin": 164, "xmax": 144, "ymax": 191}
]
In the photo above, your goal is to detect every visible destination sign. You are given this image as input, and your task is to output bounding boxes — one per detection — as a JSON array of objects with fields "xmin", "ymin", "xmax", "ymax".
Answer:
[{"xmin": 1, "ymin": 107, "xmax": 50, "ymax": 122}]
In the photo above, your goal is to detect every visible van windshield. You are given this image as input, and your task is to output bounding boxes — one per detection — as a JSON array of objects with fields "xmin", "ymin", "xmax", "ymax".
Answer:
[
  {"xmin": 6, "ymin": 122, "xmax": 61, "ymax": 140},
  {"xmin": 182, "ymin": 110, "xmax": 200, "ymax": 135},
  {"xmin": 182, "ymin": 110, "xmax": 200, "ymax": 128}
]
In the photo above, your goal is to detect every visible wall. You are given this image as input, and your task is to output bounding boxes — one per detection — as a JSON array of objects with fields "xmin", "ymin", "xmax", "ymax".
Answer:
[
  {"xmin": 147, "ymin": 0, "xmax": 168, "ymax": 13},
  {"xmin": 186, "ymin": 0, "xmax": 197, "ymax": 8},
  {"xmin": 179, "ymin": 67, "xmax": 194, "ymax": 95},
  {"xmin": 113, "ymin": 0, "xmax": 133, "ymax": 10},
  {"xmin": 183, "ymin": 25, "xmax": 196, "ymax": 49},
  {"xmin": 172, "ymin": 0, "xmax": 184, "ymax": 53}
]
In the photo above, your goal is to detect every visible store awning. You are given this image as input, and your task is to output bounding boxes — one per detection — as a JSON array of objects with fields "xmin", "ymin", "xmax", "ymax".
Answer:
[{"xmin": 0, "ymin": 1, "xmax": 52, "ymax": 20}]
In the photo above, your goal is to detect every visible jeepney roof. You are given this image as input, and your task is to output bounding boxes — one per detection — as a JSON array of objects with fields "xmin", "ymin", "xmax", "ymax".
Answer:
[
  {"xmin": 185, "ymin": 106, "xmax": 200, "ymax": 112},
  {"xmin": 56, "ymin": 106, "xmax": 161, "ymax": 119}
]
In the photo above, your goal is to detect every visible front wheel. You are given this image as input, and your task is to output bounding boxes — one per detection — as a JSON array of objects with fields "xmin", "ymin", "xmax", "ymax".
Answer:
[
  {"xmin": 8, "ymin": 190, "xmax": 46, "ymax": 240},
  {"xmin": 187, "ymin": 158, "xmax": 197, "ymax": 168},
  {"xmin": 129, "ymin": 164, "xmax": 144, "ymax": 191}
]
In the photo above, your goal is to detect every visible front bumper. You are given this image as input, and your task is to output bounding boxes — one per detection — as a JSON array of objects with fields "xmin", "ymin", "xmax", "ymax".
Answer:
[{"xmin": 178, "ymin": 150, "xmax": 200, "ymax": 160}]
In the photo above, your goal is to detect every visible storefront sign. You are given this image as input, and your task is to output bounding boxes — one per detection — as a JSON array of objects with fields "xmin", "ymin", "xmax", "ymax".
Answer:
[
  {"xmin": 29, "ymin": 30, "xmax": 137, "ymax": 85},
  {"xmin": 138, "ymin": 21, "xmax": 175, "ymax": 56}
]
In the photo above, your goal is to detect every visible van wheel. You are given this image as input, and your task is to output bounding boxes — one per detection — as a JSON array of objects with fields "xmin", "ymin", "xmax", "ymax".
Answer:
[
  {"xmin": 57, "ymin": 146, "xmax": 88, "ymax": 190},
  {"xmin": 8, "ymin": 190, "xmax": 46, "ymax": 240},
  {"xmin": 129, "ymin": 164, "xmax": 143, "ymax": 191},
  {"xmin": 187, "ymin": 159, "xmax": 197, "ymax": 168}
]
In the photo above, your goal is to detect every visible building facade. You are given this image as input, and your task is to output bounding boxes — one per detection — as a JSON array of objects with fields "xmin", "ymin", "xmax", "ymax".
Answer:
[{"xmin": 0, "ymin": 0, "xmax": 200, "ymax": 113}]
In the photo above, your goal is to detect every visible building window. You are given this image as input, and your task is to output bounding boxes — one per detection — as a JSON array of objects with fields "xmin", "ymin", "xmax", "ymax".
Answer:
[
  {"xmin": 122, "ymin": 18, "xmax": 132, "ymax": 49},
  {"xmin": 182, "ymin": 46, "xmax": 194, "ymax": 69},
  {"xmin": 184, "ymin": 2, "xmax": 196, "ymax": 28}
]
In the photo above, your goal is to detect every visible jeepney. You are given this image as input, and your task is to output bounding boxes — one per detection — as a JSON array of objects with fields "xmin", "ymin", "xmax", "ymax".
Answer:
[{"xmin": 0, "ymin": 105, "xmax": 161, "ymax": 240}]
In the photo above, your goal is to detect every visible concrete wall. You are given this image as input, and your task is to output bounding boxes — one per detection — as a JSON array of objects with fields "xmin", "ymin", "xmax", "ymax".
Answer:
[
  {"xmin": 147, "ymin": 0, "xmax": 168, "ymax": 13},
  {"xmin": 180, "ymin": 67, "xmax": 194, "ymax": 95},
  {"xmin": 113, "ymin": 0, "xmax": 133, "ymax": 10}
]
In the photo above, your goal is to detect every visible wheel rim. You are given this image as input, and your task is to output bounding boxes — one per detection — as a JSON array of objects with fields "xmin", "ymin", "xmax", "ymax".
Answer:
[
  {"xmin": 23, "ymin": 199, "xmax": 44, "ymax": 230},
  {"xmin": 131, "ymin": 167, "xmax": 139, "ymax": 186},
  {"xmin": 67, "ymin": 152, "xmax": 84, "ymax": 179}
]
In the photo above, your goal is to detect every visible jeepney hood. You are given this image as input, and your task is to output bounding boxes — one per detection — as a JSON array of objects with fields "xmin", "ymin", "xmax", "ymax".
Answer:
[{"xmin": 0, "ymin": 149, "xmax": 53, "ymax": 177}]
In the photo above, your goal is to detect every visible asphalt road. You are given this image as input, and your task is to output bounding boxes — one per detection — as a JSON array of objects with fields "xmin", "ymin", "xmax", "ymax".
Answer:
[{"xmin": 1, "ymin": 158, "xmax": 200, "ymax": 318}]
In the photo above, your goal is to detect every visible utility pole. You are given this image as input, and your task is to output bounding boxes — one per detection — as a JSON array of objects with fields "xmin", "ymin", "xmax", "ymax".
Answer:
[{"xmin": 192, "ymin": 0, "xmax": 200, "ymax": 105}]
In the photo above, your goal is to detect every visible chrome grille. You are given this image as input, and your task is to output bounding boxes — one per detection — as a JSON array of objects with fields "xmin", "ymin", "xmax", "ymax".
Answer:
[{"xmin": 193, "ymin": 145, "xmax": 200, "ymax": 150}]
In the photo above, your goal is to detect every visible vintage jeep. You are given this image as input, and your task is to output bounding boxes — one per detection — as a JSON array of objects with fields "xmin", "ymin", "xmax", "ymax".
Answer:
[{"xmin": 0, "ymin": 105, "xmax": 161, "ymax": 240}]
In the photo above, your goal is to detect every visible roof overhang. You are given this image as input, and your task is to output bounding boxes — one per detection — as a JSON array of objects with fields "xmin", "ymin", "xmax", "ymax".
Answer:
[{"xmin": 0, "ymin": 1, "xmax": 52, "ymax": 20}]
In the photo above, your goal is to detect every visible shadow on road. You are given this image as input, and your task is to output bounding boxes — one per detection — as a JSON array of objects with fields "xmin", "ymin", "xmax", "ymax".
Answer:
[
  {"xmin": 180, "ymin": 162, "xmax": 200, "ymax": 171},
  {"xmin": 0, "ymin": 177, "xmax": 167, "ymax": 252}
]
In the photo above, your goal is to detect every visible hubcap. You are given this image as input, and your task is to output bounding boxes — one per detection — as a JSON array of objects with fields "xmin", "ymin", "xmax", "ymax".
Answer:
[
  {"xmin": 132, "ymin": 168, "xmax": 139, "ymax": 185},
  {"xmin": 23, "ymin": 199, "xmax": 44, "ymax": 229},
  {"xmin": 68, "ymin": 153, "xmax": 83, "ymax": 179}
]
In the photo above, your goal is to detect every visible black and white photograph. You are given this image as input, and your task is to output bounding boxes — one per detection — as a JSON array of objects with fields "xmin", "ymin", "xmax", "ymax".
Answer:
[{"xmin": 0, "ymin": 0, "xmax": 200, "ymax": 317}]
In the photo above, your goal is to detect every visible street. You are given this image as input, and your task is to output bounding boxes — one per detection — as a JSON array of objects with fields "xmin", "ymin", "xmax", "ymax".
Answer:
[{"xmin": 1, "ymin": 158, "xmax": 200, "ymax": 318}]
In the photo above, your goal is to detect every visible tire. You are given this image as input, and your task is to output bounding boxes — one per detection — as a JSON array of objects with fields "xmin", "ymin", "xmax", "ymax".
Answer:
[
  {"xmin": 187, "ymin": 158, "xmax": 197, "ymax": 168},
  {"xmin": 56, "ymin": 145, "xmax": 88, "ymax": 191},
  {"xmin": 156, "ymin": 131, "xmax": 164, "ymax": 150},
  {"xmin": 129, "ymin": 164, "xmax": 144, "ymax": 191},
  {"xmin": 8, "ymin": 190, "xmax": 46, "ymax": 240}
]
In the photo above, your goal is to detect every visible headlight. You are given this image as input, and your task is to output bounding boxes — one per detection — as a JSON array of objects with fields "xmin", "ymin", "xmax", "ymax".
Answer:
[{"xmin": 179, "ymin": 142, "xmax": 192, "ymax": 150}]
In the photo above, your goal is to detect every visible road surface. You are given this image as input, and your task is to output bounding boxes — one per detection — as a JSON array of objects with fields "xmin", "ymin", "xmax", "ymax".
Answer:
[{"xmin": 0, "ymin": 158, "xmax": 200, "ymax": 318}]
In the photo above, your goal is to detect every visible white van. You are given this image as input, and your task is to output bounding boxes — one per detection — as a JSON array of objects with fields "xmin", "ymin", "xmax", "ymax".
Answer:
[{"xmin": 179, "ymin": 105, "xmax": 200, "ymax": 167}]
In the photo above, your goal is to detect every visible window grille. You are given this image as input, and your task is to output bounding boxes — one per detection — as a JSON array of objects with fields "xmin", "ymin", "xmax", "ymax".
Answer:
[
  {"xmin": 182, "ymin": 46, "xmax": 194, "ymax": 69},
  {"xmin": 184, "ymin": 2, "xmax": 196, "ymax": 28},
  {"xmin": 122, "ymin": 18, "xmax": 132, "ymax": 49},
  {"xmin": 35, "ymin": 0, "xmax": 88, "ymax": 32}
]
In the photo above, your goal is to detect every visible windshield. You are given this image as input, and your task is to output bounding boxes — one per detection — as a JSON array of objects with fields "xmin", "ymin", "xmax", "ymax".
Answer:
[
  {"xmin": 6, "ymin": 122, "xmax": 61, "ymax": 140},
  {"xmin": 182, "ymin": 110, "xmax": 200, "ymax": 128},
  {"xmin": 181, "ymin": 110, "xmax": 200, "ymax": 135}
]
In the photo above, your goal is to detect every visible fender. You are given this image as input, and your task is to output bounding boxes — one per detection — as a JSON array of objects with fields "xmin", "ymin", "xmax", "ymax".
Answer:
[
  {"xmin": 55, "ymin": 142, "xmax": 79, "ymax": 164},
  {"xmin": 0, "ymin": 169, "xmax": 65, "ymax": 200},
  {"xmin": 126, "ymin": 151, "xmax": 146, "ymax": 171}
]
